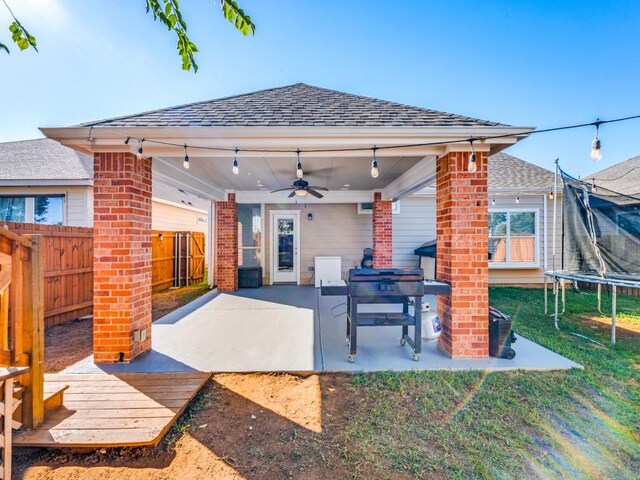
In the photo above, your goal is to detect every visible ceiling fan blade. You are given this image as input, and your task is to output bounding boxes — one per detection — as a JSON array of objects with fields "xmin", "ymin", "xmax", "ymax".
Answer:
[
  {"xmin": 288, "ymin": 190, "xmax": 297, "ymax": 198},
  {"xmin": 307, "ymin": 189, "xmax": 324, "ymax": 199},
  {"xmin": 307, "ymin": 186, "xmax": 329, "ymax": 191},
  {"xmin": 271, "ymin": 187, "xmax": 294, "ymax": 193}
]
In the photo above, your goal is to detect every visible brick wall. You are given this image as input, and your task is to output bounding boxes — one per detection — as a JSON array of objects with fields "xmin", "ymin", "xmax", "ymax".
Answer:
[
  {"xmin": 93, "ymin": 152, "xmax": 153, "ymax": 363},
  {"xmin": 436, "ymin": 151, "xmax": 489, "ymax": 358},
  {"xmin": 373, "ymin": 192, "xmax": 392, "ymax": 268},
  {"xmin": 216, "ymin": 193, "xmax": 238, "ymax": 292}
]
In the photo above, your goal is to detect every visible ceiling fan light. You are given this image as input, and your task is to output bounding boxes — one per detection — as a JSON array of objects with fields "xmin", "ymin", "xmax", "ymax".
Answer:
[{"xmin": 295, "ymin": 189, "xmax": 308, "ymax": 196}]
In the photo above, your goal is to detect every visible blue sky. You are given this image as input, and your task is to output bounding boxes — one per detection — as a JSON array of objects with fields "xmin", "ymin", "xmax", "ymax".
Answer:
[{"xmin": 1, "ymin": 0, "xmax": 639, "ymax": 177}]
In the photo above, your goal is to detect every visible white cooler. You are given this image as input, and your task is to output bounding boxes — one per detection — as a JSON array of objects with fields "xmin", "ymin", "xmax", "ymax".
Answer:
[{"xmin": 314, "ymin": 256, "xmax": 342, "ymax": 288}]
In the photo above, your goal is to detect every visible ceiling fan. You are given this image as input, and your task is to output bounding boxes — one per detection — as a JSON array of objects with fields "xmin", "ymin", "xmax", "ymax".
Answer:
[{"xmin": 271, "ymin": 179, "xmax": 329, "ymax": 198}]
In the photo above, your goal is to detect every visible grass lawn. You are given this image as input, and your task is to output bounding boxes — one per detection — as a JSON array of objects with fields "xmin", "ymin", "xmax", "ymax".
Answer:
[
  {"xmin": 340, "ymin": 287, "xmax": 640, "ymax": 479},
  {"xmin": 17, "ymin": 286, "xmax": 639, "ymax": 480}
]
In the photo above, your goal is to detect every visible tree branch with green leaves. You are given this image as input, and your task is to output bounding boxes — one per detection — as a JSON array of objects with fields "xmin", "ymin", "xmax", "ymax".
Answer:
[{"xmin": 1, "ymin": 0, "xmax": 254, "ymax": 72}]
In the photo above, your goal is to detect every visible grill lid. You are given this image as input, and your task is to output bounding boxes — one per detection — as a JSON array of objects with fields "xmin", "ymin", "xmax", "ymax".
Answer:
[{"xmin": 348, "ymin": 268, "xmax": 423, "ymax": 282}]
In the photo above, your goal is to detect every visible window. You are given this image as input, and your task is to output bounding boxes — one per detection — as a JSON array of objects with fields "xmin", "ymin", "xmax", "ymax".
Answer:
[
  {"xmin": 0, "ymin": 195, "xmax": 64, "ymax": 225},
  {"xmin": 237, "ymin": 203, "xmax": 262, "ymax": 268},
  {"xmin": 617, "ymin": 210, "xmax": 640, "ymax": 235},
  {"xmin": 489, "ymin": 210, "xmax": 538, "ymax": 267},
  {"xmin": 357, "ymin": 201, "xmax": 400, "ymax": 214}
]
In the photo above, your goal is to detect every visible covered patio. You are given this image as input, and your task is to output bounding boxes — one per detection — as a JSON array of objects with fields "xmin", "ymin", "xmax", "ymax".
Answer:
[
  {"xmin": 42, "ymin": 83, "xmax": 540, "ymax": 366},
  {"xmin": 63, "ymin": 285, "xmax": 580, "ymax": 374}
]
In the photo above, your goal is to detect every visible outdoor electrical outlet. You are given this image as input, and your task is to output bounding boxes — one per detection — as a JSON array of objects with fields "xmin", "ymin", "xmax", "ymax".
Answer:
[
  {"xmin": 140, "ymin": 329, "xmax": 147, "ymax": 342},
  {"xmin": 132, "ymin": 330, "xmax": 140, "ymax": 342}
]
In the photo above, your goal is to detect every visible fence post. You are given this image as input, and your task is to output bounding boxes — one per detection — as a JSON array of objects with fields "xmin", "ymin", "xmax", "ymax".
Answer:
[{"xmin": 20, "ymin": 235, "xmax": 45, "ymax": 429}]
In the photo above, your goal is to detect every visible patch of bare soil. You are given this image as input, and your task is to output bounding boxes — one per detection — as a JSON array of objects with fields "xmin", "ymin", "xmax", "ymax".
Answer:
[
  {"xmin": 43, "ymin": 286, "xmax": 211, "ymax": 373},
  {"xmin": 13, "ymin": 373, "xmax": 398, "ymax": 480},
  {"xmin": 581, "ymin": 315, "xmax": 640, "ymax": 341}
]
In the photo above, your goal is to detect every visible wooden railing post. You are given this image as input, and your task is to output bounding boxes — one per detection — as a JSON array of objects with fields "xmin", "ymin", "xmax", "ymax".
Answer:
[{"xmin": 20, "ymin": 235, "xmax": 44, "ymax": 429}]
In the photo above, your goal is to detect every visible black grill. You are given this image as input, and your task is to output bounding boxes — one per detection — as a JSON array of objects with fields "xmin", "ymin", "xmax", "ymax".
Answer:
[{"xmin": 346, "ymin": 268, "xmax": 424, "ymax": 363}]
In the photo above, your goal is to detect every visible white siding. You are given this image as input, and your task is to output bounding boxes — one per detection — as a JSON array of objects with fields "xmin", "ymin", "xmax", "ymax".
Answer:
[
  {"xmin": 392, "ymin": 193, "xmax": 561, "ymax": 285},
  {"xmin": 0, "ymin": 185, "xmax": 92, "ymax": 226},
  {"xmin": 152, "ymin": 199, "xmax": 208, "ymax": 233},
  {"xmin": 265, "ymin": 203, "xmax": 372, "ymax": 284}
]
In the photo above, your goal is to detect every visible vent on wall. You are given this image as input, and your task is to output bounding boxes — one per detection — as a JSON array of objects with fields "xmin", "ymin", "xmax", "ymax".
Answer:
[{"xmin": 357, "ymin": 201, "xmax": 400, "ymax": 215}]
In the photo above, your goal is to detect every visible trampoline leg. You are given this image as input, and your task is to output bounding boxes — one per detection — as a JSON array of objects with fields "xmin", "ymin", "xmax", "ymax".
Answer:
[
  {"xmin": 597, "ymin": 284, "xmax": 603, "ymax": 315},
  {"xmin": 611, "ymin": 285, "xmax": 617, "ymax": 346},
  {"xmin": 544, "ymin": 276, "xmax": 548, "ymax": 314},
  {"xmin": 554, "ymin": 277, "xmax": 559, "ymax": 330},
  {"xmin": 561, "ymin": 280, "xmax": 566, "ymax": 314}
]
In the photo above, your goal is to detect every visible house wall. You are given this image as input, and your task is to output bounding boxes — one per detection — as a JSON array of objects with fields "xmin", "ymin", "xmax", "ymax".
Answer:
[
  {"xmin": 264, "ymin": 203, "xmax": 372, "ymax": 284},
  {"xmin": 151, "ymin": 198, "xmax": 208, "ymax": 233},
  {"xmin": 392, "ymin": 192, "xmax": 561, "ymax": 284},
  {"xmin": 0, "ymin": 185, "xmax": 93, "ymax": 226}
]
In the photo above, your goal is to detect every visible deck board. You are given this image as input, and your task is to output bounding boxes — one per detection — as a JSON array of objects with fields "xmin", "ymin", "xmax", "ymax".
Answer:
[{"xmin": 13, "ymin": 371, "xmax": 210, "ymax": 448}]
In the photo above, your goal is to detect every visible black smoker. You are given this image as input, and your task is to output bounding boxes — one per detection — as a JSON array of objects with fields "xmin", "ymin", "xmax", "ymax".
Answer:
[{"xmin": 347, "ymin": 268, "xmax": 424, "ymax": 363}]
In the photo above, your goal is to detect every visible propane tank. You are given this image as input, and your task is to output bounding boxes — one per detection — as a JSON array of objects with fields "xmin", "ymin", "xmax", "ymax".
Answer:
[{"xmin": 421, "ymin": 302, "xmax": 441, "ymax": 341}]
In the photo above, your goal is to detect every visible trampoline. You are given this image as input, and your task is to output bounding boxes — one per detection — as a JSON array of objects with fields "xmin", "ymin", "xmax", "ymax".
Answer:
[{"xmin": 545, "ymin": 159, "xmax": 640, "ymax": 345}]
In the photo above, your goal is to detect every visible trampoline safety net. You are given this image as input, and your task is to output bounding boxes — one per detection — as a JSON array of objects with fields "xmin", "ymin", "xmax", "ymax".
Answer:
[{"xmin": 563, "ymin": 177, "xmax": 640, "ymax": 280}]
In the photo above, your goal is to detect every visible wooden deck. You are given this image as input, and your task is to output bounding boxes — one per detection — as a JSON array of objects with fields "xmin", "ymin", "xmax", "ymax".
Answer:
[{"xmin": 13, "ymin": 371, "xmax": 210, "ymax": 448}]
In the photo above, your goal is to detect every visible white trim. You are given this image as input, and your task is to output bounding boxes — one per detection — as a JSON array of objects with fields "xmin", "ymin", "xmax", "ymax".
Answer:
[
  {"xmin": 543, "ymin": 194, "xmax": 548, "ymax": 270},
  {"xmin": 236, "ymin": 190, "xmax": 373, "ymax": 204},
  {"xmin": 381, "ymin": 155, "xmax": 437, "ymax": 201},
  {"xmin": 153, "ymin": 157, "xmax": 226, "ymax": 201},
  {"xmin": 489, "ymin": 208, "xmax": 540, "ymax": 269},
  {"xmin": 260, "ymin": 204, "xmax": 266, "ymax": 271},
  {"xmin": 357, "ymin": 200, "xmax": 400, "ymax": 214},
  {"xmin": 269, "ymin": 210, "xmax": 300, "ymax": 285},
  {"xmin": 207, "ymin": 201, "xmax": 215, "ymax": 288},
  {"xmin": 152, "ymin": 196, "xmax": 208, "ymax": 214},
  {"xmin": 0, "ymin": 179, "xmax": 93, "ymax": 187}
]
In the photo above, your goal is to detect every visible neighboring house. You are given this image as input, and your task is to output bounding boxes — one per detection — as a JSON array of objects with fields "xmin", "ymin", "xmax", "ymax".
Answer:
[
  {"xmin": 0, "ymin": 138, "xmax": 209, "ymax": 232},
  {"xmin": 584, "ymin": 154, "xmax": 640, "ymax": 196}
]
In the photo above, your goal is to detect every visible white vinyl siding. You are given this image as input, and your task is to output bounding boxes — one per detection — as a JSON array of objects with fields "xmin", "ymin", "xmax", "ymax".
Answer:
[
  {"xmin": 152, "ymin": 200, "xmax": 208, "ymax": 233},
  {"xmin": 392, "ymin": 195, "xmax": 436, "ymax": 268},
  {"xmin": 265, "ymin": 203, "xmax": 372, "ymax": 284}
]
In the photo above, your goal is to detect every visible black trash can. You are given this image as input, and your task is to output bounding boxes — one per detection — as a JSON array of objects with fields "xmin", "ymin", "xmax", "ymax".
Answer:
[
  {"xmin": 238, "ymin": 266, "xmax": 263, "ymax": 288},
  {"xmin": 489, "ymin": 306, "xmax": 516, "ymax": 359}
]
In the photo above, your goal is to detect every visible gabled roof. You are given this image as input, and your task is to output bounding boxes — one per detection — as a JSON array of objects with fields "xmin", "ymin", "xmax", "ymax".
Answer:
[
  {"xmin": 488, "ymin": 152, "xmax": 556, "ymax": 190},
  {"xmin": 0, "ymin": 138, "xmax": 92, "ymax": 182},
  {"xmin": 584, "ymin": 155, "xmax": 640, "ymax": 196},
  {"xmin": 79, "ymin": 83, "xmax": 509, "ymax": 128}
]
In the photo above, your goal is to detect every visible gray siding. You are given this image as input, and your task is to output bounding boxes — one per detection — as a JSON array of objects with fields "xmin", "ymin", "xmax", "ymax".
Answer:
[{"xmin": 265, "ymin": 203, "xmax": 371, "ymax": 285}]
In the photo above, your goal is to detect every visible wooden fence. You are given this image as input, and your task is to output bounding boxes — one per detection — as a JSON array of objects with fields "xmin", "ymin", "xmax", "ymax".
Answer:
[{"xmin": 3, "ymin": 223, "xmax": 206, "ymax": 327}]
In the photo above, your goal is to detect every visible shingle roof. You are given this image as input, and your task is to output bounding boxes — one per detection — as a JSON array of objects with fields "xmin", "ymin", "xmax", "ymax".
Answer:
[
  {"xmin": 0, "ymin": 138, "xmax": 209, "ymax": 208},
  {"xmin": 584, "ymin": 156, "xmax": 640, "ymax": 196},
  {"xmin": 79, "ymin": 83, "xmax": 509, "ymax": 128},
  {"xmin": 0, "ymin": 138, "xmax": 92, "ymax": 181},
  {"xmin": 488, "ymin": 152, "xmax": 556, "ymax": 190}
]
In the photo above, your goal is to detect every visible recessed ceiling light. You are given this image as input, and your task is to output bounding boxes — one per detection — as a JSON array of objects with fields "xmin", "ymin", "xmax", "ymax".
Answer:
[{"xmin": 344, "ymin": 184, "xmax": 351, "ymax": 187}]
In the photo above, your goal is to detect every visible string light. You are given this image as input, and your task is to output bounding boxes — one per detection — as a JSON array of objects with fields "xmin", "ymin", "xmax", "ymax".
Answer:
[
  {"xmin": 515, "ymin": 192, "xmax": 520, "ymax": 204},
  {"xmin": 296, "ymin": 149, "xmax": 303, "ymax": 179},
  {"xmin": 371, "ymin": 146, "xmax": 379, "ymax": 178},
  {"xmin": 467, "ymin": 139, "xmax": 477, "ymax": 173},
  {"xmin": 137, "ymin": 139, "xmax": 144, "ymax": 159},
  {"xmin": 124, "ymin": 136, "xmax": 130, "ymax": 145},
  {"xmin": 183, "ymin": 144, "xmax": 190, "ymax": 169},
  {"xmin": 491, "ymin": 195, "xmax": 496, "ymax": 206},
  {"xmin": 548, "ymin": 189, "xmax": 554, "ymax": 200},
  {"xmin": 590, "ymin": 119, "xmax": 602, "ymax": 161},
  {"xmin": 232, "ymin": 148, "xmax": 239, "ymax": 175}
]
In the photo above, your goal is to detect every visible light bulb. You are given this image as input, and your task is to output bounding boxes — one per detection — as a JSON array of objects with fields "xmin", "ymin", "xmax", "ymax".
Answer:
[
  {"xmin": 467, "ymin": 153, "xmax": 477, "ymax": 173},
  {"xmin": 295, "ymin": 189, "xmax": 308, "ymax": 196},
  {"xmin": 590, "ymin": 138, "xmax": 602, "ymax": 161},
  {"xmin": 549, "ymin": 190, "xmax": 554, "ymax": 200},
  {"xmin": 296, "ymin": 160, "xmax": 303, "ymax": 179},
  {"xmin": 516, "ymin": 194, "xmax": 520, "ymax": 204},
  {"xmin": 183, "ymin": 154, "xmax": 190, "ymax": 169},
  {"xmin": 232, "ymin": 158, "xmax": 239, "ymax": 175},
  {"xmin": 371, "ymin": 160, "xmax": 379, "ymax": 178},
  {"xmin": 491, "ymin": 196, "xmax": 495, "ymax": 206}
]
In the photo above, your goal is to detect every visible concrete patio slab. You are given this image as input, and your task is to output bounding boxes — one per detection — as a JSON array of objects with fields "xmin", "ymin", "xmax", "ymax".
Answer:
[{"xmin": 63, "ymin": 285, "xmax": 581, "ymax": 374}]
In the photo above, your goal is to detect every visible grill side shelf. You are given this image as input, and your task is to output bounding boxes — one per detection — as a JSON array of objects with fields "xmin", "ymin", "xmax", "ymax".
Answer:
[{"xmin": 348, "ymin": 312, "xmax": 416, "ymax": 327}]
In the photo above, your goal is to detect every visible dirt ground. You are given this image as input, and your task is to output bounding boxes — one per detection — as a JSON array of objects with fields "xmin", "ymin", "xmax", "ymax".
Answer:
[
  {"xmin": 44, "ymin": 284, "xmax": 212, "ymax": 373},
  {"xmin": 13, "ymin": 373, "xmax": 389, "ymax": 480}
]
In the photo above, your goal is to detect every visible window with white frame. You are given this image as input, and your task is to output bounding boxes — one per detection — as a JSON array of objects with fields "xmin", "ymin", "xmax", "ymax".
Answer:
[
  {"xmin": 357, "ymin": 201, "xmax": 400, "ymax": 214},
  {"xmin": 489, "ymin": 210, "xmax": 538, "ymax": 267},
  {"xmin": 0, "ymin": 195, "xmax": 64, "ymax": 225}
]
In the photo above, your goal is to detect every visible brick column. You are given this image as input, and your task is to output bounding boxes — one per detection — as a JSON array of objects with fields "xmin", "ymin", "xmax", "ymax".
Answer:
[
  {"xmin": 216, "ymin": 193, "xmax": 238, "ymax": 292},
  {"xmin": 436, "ymin": 150, "xmax": 489, "ymax": 358},
  {"xmin": 373, "ymin": 192, "xmax": 392, "ymax": 268},
  {"xmin": 93, "ymin": 152, "xmax": 152, "ymax": 363}
]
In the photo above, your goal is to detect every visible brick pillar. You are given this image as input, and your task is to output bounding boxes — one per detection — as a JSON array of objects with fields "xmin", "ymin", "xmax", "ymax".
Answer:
[
  {"xmin": 216, "ymin": 193, "xmax": 238, "ymax": 292},
  {"xmin": 436, "ymin": 150, "xmax": 489, "ymax": 358},
  {"xmin": 93, "ymin": 152, "xmax": 152, "ymax": 363},
  {"xmin": 373, "ymin": 192, "xmax": 392, "ymax": 268}
]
